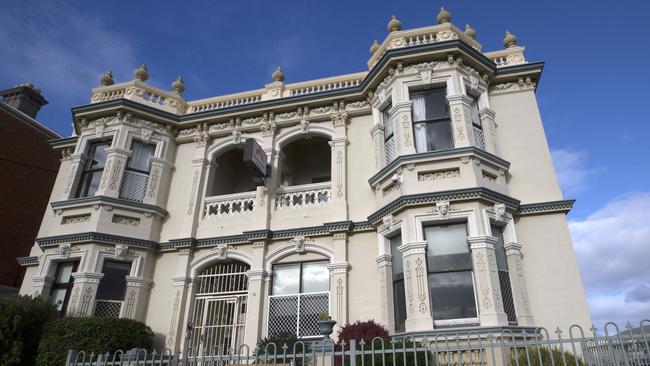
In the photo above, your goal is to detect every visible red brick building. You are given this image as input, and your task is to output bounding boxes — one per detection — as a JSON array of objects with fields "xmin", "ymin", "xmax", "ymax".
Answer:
[{"xmin": 0, "ymin": 84, "xmax": 61, "ymax": 294}]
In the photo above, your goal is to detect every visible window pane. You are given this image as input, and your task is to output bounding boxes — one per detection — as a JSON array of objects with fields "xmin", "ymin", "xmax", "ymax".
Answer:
[
  {"xmin": 51, "ymin": 288, "xmax": 68, "ymax": 311},
  {"xmin": 389, "ymin": 235, "xmax": 403, "ymax": 280},
  {"xmin": 301, "ymin": 261, "xmax": 329, "ymax": 293},
  {"xmin": 412, "ymin": 89, "xmax": 447, "ymax": 121},
  {"xmin": 425, "ymin": 223, "xmax": 471, "ymax": 272},
  {"xmin": 393, "ymin": 280, "xmax": 407, "ymax": 332},
  {"xmin": 96, "ymin": 261, "xmax": 131, "ymax": 301},
  {"xmin": 55, "ymin": 262, "xmax": 75, "ymax": 283},
  {"xmin": 85, "ymin": 171, "xmax": 103, "ymax": 197},
  {"xmin": 491, "ymin": 225, "xmax": 509, "ymax": 272},
  {"xmin": 429, "ymin": 271, "xmax": 477, "ymax": 320},
  {"xmin": 383, "ymin": 104, "xmax": 393, "ymax": 137},
  {"xmin": 87, "ymin": 142, "xmax": 110, "ymax": 170},
  {"xmin": 414, "ymin": 120, "xmax": 453, "ymax": 152},
  {"xmin": 272, "ymin": 263, "xmax": 300, "ymax": 295},
  {"xmin": 469, "ymin": 95, "xmax": 481, "ymax": 127},
  {"xmin": 128, "ymin": 141, "xmax": 156, "ymax": 172}
]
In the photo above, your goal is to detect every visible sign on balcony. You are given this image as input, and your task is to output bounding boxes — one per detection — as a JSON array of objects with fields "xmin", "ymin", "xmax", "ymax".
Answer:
[{"xmin": 243, "ymin": 139, "xmax": 267, "ymax": 178}]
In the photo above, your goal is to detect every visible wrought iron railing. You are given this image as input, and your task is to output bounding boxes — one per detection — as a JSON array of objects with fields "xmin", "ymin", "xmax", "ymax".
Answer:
[
  {"xmin": 267, "ymin": 292, "xmax": 329, "ymax": 339},
  {"xmin": 119, "ymin": 170, "xmax": 149, "ymax": 202},
  {"xmin": 275, "ymin": 182, "xmax": 331, "ymax": 210},
  {"xmin": 203, "ymin": 191, "xmax": 256, "ymax": 219},
  {"xmin": 94, "ymin": 300, "xmax": 122, "ymax": 318}
]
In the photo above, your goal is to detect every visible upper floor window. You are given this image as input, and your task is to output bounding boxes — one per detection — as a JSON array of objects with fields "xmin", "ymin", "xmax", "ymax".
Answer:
[
  {"xmin": 119, "ymin": 140, "xmax": 155, "ymax": 202},
  {"xmin": 411, "ymin": 88, "xmax": 453, "ymax": 153},
  {"xmin": 50, "ymin": 261, "xmax": 78, "ymax": 317},
  {"xmin": 382, "ymin": 103, "xmax": 396, "ymax": 163},
  {"xmin": 424, "ymin": 223, "xmax": 477, "ymax": 324},
  {"xmin": 469, "ymin": 95, "xmax": 485, "ymax": 150},
  {"xmin": 279, "ymin": 137, "xmax": 331, "ymax": 187},
  {"xmin": 76, "ymin": 140, "xmax": 111, "ymax": 198},
  {"xmin": 208, "ymin": 147, "xmax": 260, "ymax": 196},
  {"xmin": 268, "ymin": 260, "xmax": 329, "ymax": 338}
]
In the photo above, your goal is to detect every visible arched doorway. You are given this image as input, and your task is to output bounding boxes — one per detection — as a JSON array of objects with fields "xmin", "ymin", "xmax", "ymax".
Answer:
[{"xmin": 187, "ymin": 260, "xmax": 250, "ymax": 354}]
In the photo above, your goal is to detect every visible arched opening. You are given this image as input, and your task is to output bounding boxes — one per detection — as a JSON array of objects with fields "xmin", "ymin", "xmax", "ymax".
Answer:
[
  {"xmin": 279, "ymin": 136, "xmax": 331, "ymax": 187},
  {"xmin": 187, "ymin": 260, "xmax": 250, "ymax": 354},
  {"xmin": 208, "ymin": 147, "xmax": 260, "ymax": 196}
]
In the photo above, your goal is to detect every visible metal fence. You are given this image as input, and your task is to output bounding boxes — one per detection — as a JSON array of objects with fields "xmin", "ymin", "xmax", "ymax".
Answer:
[{"xmin": 64, "ymin": 320, "xmax": 650, "ymax": 366}]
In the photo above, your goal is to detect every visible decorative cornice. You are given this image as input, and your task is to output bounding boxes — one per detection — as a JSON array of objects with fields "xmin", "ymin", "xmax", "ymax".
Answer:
[
  {"xmin": 36, "ymin": 232, "xmax": 159, "ymax": 250},
  {"xmin": 367, "ymin": 187, "xmax": 521, "ymax": 225},
  {"xmin": 16, "ymin": 256, "xmax": 39, "ymax": 267},
  {"xmin": 517, "ymin": 199, "xmax": 575, "ymax": 216},
  {"xmin": 51, "ymin": 195, "xmax": 168, "ymax": 217},
  {"xmin": 48, "ymin": 136, "xmax": 78, "ymax": 149},
  {"xmin": 324, "ymin": 221, "xmax": 353, "ymax": 233}
]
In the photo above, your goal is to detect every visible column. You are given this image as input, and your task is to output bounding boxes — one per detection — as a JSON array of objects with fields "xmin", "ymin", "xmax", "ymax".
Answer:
[
  {"xmin": 180, "ymin": 155, "xmax": 211, "ymax": 237},
  {"xmin": 446, "ymin": 94, "xmax": 474, "ymax": 148},
  {"xmin": 370, "ymin": 123, "xmax": 386, "ymax": 169},
  {"xmin": 328, "ymin": 137, "xmax": 348, "ymax": 216},
  {"xmin": 397, "ymin": 241, "xmax": 433, "ymax": 331},
  {"xmin": 96, "ymin": 147, "xmax": 131, "ymax": 198},
  {"xmin": 67, "ymin": 272, "xmax": 104, "ymax": 317},
  {"xmin": 375, "ymin": 254, "xmax": 395, "ymax": 333},
  {"xmin": 143, "ymin": 157, "xmax": 173, "ymax": 207},
  {"xmin": 123, "ymin": 276, "xmax": 152, "ymax": 321},
  {"xmin": 243, "ymin": 241, "xmax": 267, "ymax": 347},
  {"xmin": 479, "ymin": 108, "xmax": 499, "ymax": 155},
  {"xmin": 504, "ymin": 242, "xmax": 534, "ymax": 326},
  {"xmin": 328, "ymin": 233, "xmax": 350, "ymax": 333},
  {"xmin": 468, "ymin": 236, "xmax": 508, "ymax": 326},
  {"xmin": 167, "ymin": 248, "xmax": 194, "ymax": 353},
  {"xmin": 62, "ymin": 153, "xmax": 86, "ymax": 200},
  {"xmin": 391, "ymin": 101, "xmax": 416, "ymax": 156}
]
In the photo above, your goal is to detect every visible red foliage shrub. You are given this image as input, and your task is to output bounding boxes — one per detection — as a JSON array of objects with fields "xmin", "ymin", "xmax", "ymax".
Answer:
[{"xmin": 337, "ymin": 320, "xmax": 389, "ymax": 345}]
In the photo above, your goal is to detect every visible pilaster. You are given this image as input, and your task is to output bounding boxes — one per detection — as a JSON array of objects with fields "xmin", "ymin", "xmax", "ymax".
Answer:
[
  {"xmin": 328, "ymin": 137, "xmax": 348, "ymax": 217},
  {"xmin": 67, "ymin": 272, "xmax": 104, "ymax": 317},
  {"xmin": 375, "ymin": 254, "xmax": 395, "ymax": 333},
  {"xmin": 96, "ymin": 147, "xmax": 131, "ymax": 198},
  {"xmin": 397, "ymin": 241, "xmax": 433, "ymax": 331},
  {"xmin": 62, "ymin": 153, "xmax": 86, "ymax": 200},
  {"xmin": 143, "ymin": 157, "xmax": 173, "ymax": 207},
  {"xmin": 391, "ymin": 101, "xmax": 416, "ymax": 156},
  {"xmin": 123, "ymin": 276, "xmax": 152, "ymax": 321},
  {"xmin": 479, "ymin": 108, "xmax": 499, "ymax": 155},
  {"xmin": 446, "ymin": 94, "xmax": 474, "ymax": 148},
  {"xmin": 32, "ymin": 275, "xmax": 55, "ymax": 299},
  {"xmin": 243, "ymin": 241, "xmax": 268, "ymax": 347},
  {"xmin": 468, "ymin": 236, "xmax": 508, "ymax": 326},
  {"xmin": 167, "ymin": 248, "xmax": 194, "ymax": 352},
  {"xmin": 370, "ymin": 123, "xmax": 386, "ymax": 169},
  {"xmin": 504, "ymin": 242, "xmax": 534, "ymax": 326},
  {"xmin": 327, "ymin": 261, "xmax": 350, "ymax": 334},
  {"xmin": 180, "ymin": 142, "xmax": 211, "ymax": 237}
]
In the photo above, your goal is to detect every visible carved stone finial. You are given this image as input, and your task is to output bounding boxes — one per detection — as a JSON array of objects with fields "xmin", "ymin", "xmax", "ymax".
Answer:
[
  {"xmin": 437, "ymin": 7, "xmax": 452, "ymax": 24},
  {"xmin": 387, "ymin": 15, "xmax": 402, "ymax": 33},
  {"xmin": 134, "ymin": 64, "xmax": 149, "ymax": 82},
  {"xmin": 369, "ymin": 40, "xmax": 380, "ymax": 54},
  {"xmin": 272, "ymin": 67, "xmax": 285, "ymax": 82},
  {"xmin": 464, "ymin": 24, "xmax": 477, "ymax": 39},
  {"xmin": 171, "ymin": 76, "xmax": 185, "ymax": 94},
  {"xmin": 503, "ymin": 31, "xmax": 518, "ymax": 48},
  {"xmin": 100, "ymin": 70, "xmax": 114, "ymax": 86}
]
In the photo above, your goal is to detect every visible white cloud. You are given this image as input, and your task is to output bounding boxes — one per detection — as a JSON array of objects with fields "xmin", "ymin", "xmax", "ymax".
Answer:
[
  {"xmin": 570, "ymin": 192, "xmax": 650, "ymax": 328},
  {"xmin": 0, "ymin": 2, "xmax": 137, "ymax": 104},
  {"xmin": 551, "ymin": 149, "xmax": 601, "ymax": 195}
]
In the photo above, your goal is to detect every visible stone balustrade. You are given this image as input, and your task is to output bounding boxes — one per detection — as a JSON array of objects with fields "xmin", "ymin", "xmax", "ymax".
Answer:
[
  {"xmin": 187, "ymin": 90, "xmax": 264, "ymax": 113},
  {"xmin": 203, "ymin": 191, "xmax": 256, "ymax": 219},
  {"xmin": 90, "ymin": 80, "xmax": 187, "ymax": 114},
  {"xmin": 484, "ymin": 46, "xmax": 527, "ymax": 67},
  {"xmin": 275, "ymin": 182, "xmax": 331, "ymax": 210},
  {"xmin": 285, "ymin": 72, "xmax": 366, "ymax": 96}
]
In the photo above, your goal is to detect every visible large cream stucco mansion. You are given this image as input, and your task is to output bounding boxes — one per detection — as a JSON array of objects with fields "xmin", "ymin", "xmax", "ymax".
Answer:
[{"xmin": 19, "ymin": 8, "xmax": 591, "ymax": 352}]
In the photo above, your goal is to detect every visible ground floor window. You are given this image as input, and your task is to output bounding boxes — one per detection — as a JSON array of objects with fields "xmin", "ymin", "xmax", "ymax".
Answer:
[
  {"xmin": 492, "ymin": 225, "xmax": 517, "ymax": 324},
  {"xmin": 94, "ymin": 260, "xmax": 131, "ymax": 318},
  {"xmin": 389, "ymin": 234, "xmax": 407, "ymax": 333},
  {"xmin": 424, "ymin": 223, "xmax": 478, "ymax": 324},
  {"xmin": 50, "ymin": 261, "xmax": 78, "ymax": 316},
  {"xmin": 267, "ymin": 261, "xmax": 329, "ymax": 338}
]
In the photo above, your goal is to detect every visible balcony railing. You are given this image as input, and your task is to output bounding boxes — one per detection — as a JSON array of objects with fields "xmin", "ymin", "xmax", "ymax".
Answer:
[
  {"xmin": 267, "ymin": 292, "xmax": 329, "ymax": 338},
  {"xmin": 119, "ymin": 170, "xmax": 149, "ymax": 202},
  {"xmin": 275, "ymin": 182, "xmax": 331, "ymax": 210},
  {"xmin": 203, "ymin": 191, "xmax": 256, "ymax": 219},
  {"xmin": 94, "ymin": 300, "xmax": 123, "ymax": 318}
]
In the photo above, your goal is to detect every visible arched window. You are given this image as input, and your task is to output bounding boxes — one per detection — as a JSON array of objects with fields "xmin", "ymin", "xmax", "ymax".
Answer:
[
  {"xmin": 279, "ymin": 136, "xmax": 331, "ymax": 187},
  {"xmin": 208, "ymin": 147, "xmax": 260, "ymax": 196}
]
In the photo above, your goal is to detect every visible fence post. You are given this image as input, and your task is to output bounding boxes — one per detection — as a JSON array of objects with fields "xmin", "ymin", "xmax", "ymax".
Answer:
[
  {"xmin": 65, "ymin": 349, "xmax": 77, "ymax": 366},
  {"xmin": 349, "ymin": 339, "xmax": 356, "ymax": 366}
]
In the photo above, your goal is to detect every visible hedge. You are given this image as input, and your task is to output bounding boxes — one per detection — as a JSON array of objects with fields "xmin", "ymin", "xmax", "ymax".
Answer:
[
  {"xmin": 36, "ymin": 317, "xmax": 154, "ymax": 366},
  {"xmin": 0, "ymin": 295, "xmax": 57, "ymax": 366}
]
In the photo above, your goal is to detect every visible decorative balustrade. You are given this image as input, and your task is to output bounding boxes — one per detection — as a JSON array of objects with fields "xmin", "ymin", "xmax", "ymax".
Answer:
[
  {"xmin": 286, "ymin": 73, "xmax": 365, "ymax": 96},
  {"xmin": 119, "ymin": 170, "xmax": 149, "ymax": 202},
  {"xmin": 90, "ymin": 81, "xmax": 186, "ymax": 114},
  {"xmin": 367, "ymin": 23, "xmax": 481, "ymax": 69},
  {"xmin": 485, "ymin": 46, "xmax": 527, "ymax": 67},
  {"xmin": 275, "ymin": 182, "xmax": 331, "ymax": 210},
  {"xmin": 203, "ymin": 191, "xmax": 256, "ymax": 219},
  {"xmin": 188, "ymin": 91, "xmax": 264, "ymax": 113}
]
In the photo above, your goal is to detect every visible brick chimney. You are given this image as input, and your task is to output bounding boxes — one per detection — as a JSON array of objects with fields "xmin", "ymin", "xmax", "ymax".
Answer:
[{"xmin": 0, "ymin": 83, "xmax": 48, "ymax": 118}]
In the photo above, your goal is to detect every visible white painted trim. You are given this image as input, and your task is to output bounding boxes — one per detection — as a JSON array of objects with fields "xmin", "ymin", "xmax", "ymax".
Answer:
[
  {"xmin": 264, "ymin": 241, "xmax": 334, "ymax": 272},
  {"xmin": 274, "ymin": 124, "xmax": 335, "ymax": 151},
  {"xmin": 189, "ymin": 249, "xmax": 254, "ymax": 279}
]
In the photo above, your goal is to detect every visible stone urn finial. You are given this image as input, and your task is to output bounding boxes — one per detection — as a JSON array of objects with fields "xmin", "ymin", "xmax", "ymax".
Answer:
[
  {"xmin": 100, "ymin": 70, "xmax": 115, "ymax": 86},
  {"xmin": 369, "ymin": 40, "xmax": 380, "ymax": 54},
  {"xmin": 437, "ymin": 7, "xmax": 452, "ymax": 24},
  {"xmin": 503, "ymin": 30, "xmax": 518, "ymax": 48},
  {"xmin": 272, "ymin": 67, "xmax": 285, "ymax": 82},
  {"xmin": 387, "ymin": 15, "xmax": 402, "ymax": 33},
  {"xmin": 171, "ymin": 76, "xmax": 185, "ymax": 94},
  {"xmin": 134, "ymin": 64, "xmax": 149, "ymax": 82},
  {"xmin": 464, "ymin": 24, "xmax": 477, "ymax": 39}
]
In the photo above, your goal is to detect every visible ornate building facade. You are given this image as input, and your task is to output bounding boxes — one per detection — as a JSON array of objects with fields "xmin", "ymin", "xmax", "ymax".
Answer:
[{"xmin": 19, "ymin": 8, "xmax": 590, "ymax": 352}]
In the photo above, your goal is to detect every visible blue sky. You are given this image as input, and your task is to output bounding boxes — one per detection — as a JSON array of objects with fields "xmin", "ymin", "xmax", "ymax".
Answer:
[{"xmin": 1, "ymin": 0, "xmax": 649, "ymax": 329}]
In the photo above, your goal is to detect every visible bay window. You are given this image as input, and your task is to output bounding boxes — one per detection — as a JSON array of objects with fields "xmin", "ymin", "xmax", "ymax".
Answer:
[
  {"xmin": 424, "ymin": 223, "xmax": 478, "ymax": 324},
  {"xmin": 492, "ymin": 225, "xmax": 517, "ymax": 324},
  {"xmin": 50, "ymin": 261, "xmax": 78, "ymax": 316},
  {"xmin": 389, "ymin": 234, "xmax": 407, "ymax": 332},
  {"xmin": 76, "ymin": 140, "xmax": 111, "ymax": 198},
  {"xmin": 94, "ymin": 260, "xmax": 131, "ymax": 318},
  {"xmin": 119, "ymin": 140, "xmax": 155, "ymax": 202},
  {"xmin": 267, "ymin": 261, "xmax": 329, "ymax": 338},
  {"xmin": 411, "ymin": 88, "xmax": 453, "ymax": 153}
]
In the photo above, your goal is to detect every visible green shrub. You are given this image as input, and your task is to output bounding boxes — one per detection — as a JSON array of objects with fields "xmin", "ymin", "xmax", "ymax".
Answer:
[
  {"xmin": 0, "ymin": 295, "xmax": 57, "ymax": 366},
  {"xmin": 511, "ymin": 346, "xmax": 586, "ymax": 366},
  {"xmin": 36, "ymin": 317, "xmax": 154, "ymax": 366}
]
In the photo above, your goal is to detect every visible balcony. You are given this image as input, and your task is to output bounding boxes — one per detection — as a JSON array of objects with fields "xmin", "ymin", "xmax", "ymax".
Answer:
[
  {"xmin": 275, "ymin": 182, "xmax": 331, "ymax": 210},
  {"xmin": 203, "ymin": 191, "xmax": 256, "ymax": 219},
  {"xmin": 267, "ymin": 292, "xmax": 329, "ymax": 338}
]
